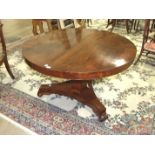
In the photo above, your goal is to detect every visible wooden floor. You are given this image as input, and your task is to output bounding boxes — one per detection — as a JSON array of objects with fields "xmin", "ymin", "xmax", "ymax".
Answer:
[{"xmin": 0, "ymin": 19, "xmax": 36, "ymax": 135}]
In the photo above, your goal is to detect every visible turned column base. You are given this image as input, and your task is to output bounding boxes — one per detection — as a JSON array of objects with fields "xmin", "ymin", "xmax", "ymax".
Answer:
[{"xmin": 38, "ymin": 80, "xmax": 108, "ymax": 122}]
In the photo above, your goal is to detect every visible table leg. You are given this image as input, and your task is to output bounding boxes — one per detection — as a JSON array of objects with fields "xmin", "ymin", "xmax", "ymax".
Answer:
[{"xmin": 37, "ymin": 80, "xmax": 108, "ymax": 122}]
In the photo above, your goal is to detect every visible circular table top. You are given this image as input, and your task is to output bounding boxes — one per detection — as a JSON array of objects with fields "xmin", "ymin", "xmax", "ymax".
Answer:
[{"xmin": 22, "ymin": 28, "xmax": 136, "ymax": 80}]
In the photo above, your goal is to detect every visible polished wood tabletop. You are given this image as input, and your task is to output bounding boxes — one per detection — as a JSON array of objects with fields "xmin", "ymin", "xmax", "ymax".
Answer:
[
  {"xmin": 22, "ymin": 28, "xmax": 136, "ymax": 80},
  {"xmin": 22, "ymin": 28, "xmax": 136, "ymax": 121}
]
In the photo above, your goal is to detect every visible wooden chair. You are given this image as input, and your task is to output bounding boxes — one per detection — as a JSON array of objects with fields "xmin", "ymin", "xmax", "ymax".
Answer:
[
  {"xmin": 32, "ymin": 19, "xmax": 55, "ymax": 35},
  {"xmin": 58, "ymin": 19, "xmax": 91, "ymax": 29},
  {"xmin": 150, "ymin": 19, "xmax": 155, "ymax": 32},
  {"xmin": 134, "ymin": 19, "xmax": 155, "ymax": 65},
  {"xmin": 58, "ymin": 19, "xmax": 75, "ymax": 29},
  {"xmin": 32, "ymin": 19, "xmax": 90, "ymax": 35},
  {"xmin": 106, "ymin": 19, "xmax": 135, "ymax": 33},
  {"xmin": 0, "ymin": 22, "xmax": 15, "ymax": 79},
  {"xmin": 76, "ymin": 19, "xmax": 92, "ymax": 28}
]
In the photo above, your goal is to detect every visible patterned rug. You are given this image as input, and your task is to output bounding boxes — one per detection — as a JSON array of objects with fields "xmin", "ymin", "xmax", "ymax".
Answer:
[{"xmin": 0, "ymin": 20, "xmax": 155, "ymax": 134}]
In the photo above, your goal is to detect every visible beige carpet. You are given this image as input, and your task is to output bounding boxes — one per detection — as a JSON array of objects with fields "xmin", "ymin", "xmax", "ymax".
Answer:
[{"xmin": 0, "ymin": 113, "xmax": 36, "ymax": 135}]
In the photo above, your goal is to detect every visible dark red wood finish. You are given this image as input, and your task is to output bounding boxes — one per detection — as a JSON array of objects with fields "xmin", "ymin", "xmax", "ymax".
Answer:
[
  {"xmin": 22, "ymin": 28, "xmax": 136, "ymax": 121},
  {"xmin": 38, "ymin": 80, "xmax": 108, "ymax": 121},
  {"xmin": 0, "ymin": 22, "xmax": 15, "ymax": 79},
  {"xmin": 22, "ymin": 29, "xmax": 136, "ymax": 80}
]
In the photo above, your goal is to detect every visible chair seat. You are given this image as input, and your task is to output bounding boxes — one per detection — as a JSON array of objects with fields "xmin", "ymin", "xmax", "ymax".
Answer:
[{"xmin": 144, "ymin": 42, "xmax": 155, "ymax": 52}]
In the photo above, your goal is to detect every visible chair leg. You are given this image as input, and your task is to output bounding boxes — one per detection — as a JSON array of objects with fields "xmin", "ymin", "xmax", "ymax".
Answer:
[
  {"xmin": 32, "ymin": 20, "xmax": 44, "ymax": 35},
  {"xmin": 38, "ymin": 21, "xmax": 44, "ymax": 34},
  {"xmin": 87, "ymin": 19, "xmax": 92, "ymax": 26},
  {"xmin": 106, "ymin": 19, "xmax": 110, "ymax": 28},
  {"xmin": 4, "ymin": 55, "xmax": 15, "ymax": 79},
  {"xmin": 46, "ymin": 19, "xmax": 52, "ymax": 31},
  {"xmin": 106, "ymin": 19, "xmax": 116, "ymax": 32},
  {"xmin": 32, "ymin": 20, "xmax": 38, "ymax": 35},
  {"xmin": 32, "ymin": 25, "xmax": 38, "ymax": 35},
  {"xmin": 134, "ymin": 48, "xmax": 144, "ymax": 65},
  {"xmin": 125, "ymin": 20, "xmax": 130, "ymax": 34},
  {"xmin": 111, "ymin": 20, "xmax": 116, "ymax": 32},
  {"xmin": 130, "ymin": 20, "xmax": 134, "ymax": 32},
  {"xmin": 150, "ymin": 20, "xmax": 155, "ymax": 32},
  {"xmin": 106, "ymin": 19, "xmax": 114, "ymax": 28},
  {"xmin": 126, "ymin": 19, "xmax": 134, "ymax": 33},
  {"xmin": 71, "ymin": 19, "xmax": 76, "ymax": 28}
]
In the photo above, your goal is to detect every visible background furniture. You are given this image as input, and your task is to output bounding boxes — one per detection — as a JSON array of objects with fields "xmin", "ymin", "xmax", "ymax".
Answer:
[
  {"xmin": 0, "ymin": 22, "xmax": 15, "ymax": 79},
  {"xmin": 150, "ymin": 19, "xmax": 155, "ymax": 32},
  {"xmin": 58, "ymin": 19, "xmax": 75, "ymax": 29},
  {"xmin": 32, "ymin": 19, "xmax": 91, "ymax": 35},
  {"xmin": 134, "ymin": 19, "xmax": 155, "ymax": 65},
  {"xmin": 76, "ymin": 19, "xmax": 92, "ymax": 28},
  {"xmin": 32, "ymin": 19, "xmax": 53, "ymax": 35},
  {"xmin": 106, "ymin": 19, "xmax": 135, "ymax": 33}
]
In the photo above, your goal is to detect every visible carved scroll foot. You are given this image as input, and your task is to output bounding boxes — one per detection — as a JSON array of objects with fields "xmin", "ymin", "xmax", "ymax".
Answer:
[{"xmin": 37, "ymin": 80, "xmax": 108, "ymax": 122}]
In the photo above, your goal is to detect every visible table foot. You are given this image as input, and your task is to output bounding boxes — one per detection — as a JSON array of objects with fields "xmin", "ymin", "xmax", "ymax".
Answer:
[{"xmin": 38, "ymin": 80, "xmax": 108, "ymax": 121}]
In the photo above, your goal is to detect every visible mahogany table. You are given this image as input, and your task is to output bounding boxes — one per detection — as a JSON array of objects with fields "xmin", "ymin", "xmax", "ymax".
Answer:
[{"xmin": 22, "ymin": 28, "xmax": 136, "ymax": 121}]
